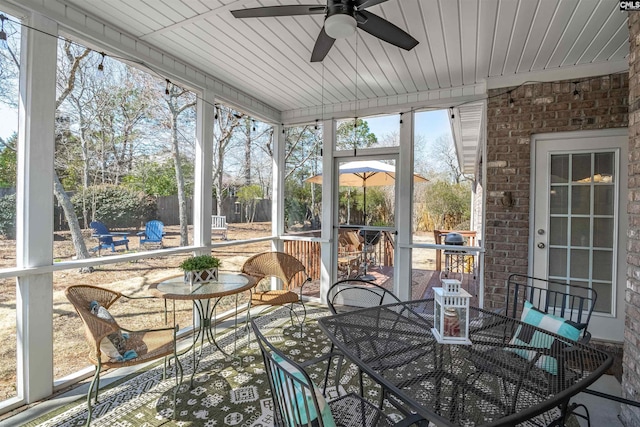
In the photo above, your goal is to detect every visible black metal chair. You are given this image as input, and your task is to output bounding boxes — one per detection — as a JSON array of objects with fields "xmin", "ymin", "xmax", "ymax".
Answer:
[
  {"xmin": 325, "ymin": 279, "xmax": 403, "ymax": 405},
  {"xmin": 503, "ymin": 274, "xmax": 598, "ymax": 425},
  {"xmin": 505, "ymin": 273, "xmax": 597, "ymax": 344},
  {"xmin": 250, "ymin": 319, "xmax": 425, "ymax": 427}
]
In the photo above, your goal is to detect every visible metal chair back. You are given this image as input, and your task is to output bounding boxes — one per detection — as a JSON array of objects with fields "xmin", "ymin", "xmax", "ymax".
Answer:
[
  {"xmin": 250, "ymin": 319, "xmax": 329, "ymax": 427},
  {"xmin": 506, "ymin": 273, "xmax": 597, "ymax": 342},
  {"xmin": 327, "ymin": 279, "xmax": 401, "ymax": 314}
]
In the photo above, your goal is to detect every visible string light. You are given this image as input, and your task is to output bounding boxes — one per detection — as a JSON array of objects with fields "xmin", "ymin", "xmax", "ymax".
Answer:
[
  {"xmin": 399, "ymin": 112, "xmax": 403, "ymax": 124},
  {"xmin": 0, "ymin": 15, "xmax": 7, "ymax": 41},
  {"xmin": 214, "ymin": 105, "xmax": 219, "ymax": 120},
  {"xmin": 573, "ymin": 81, "xmax": 580, "ymax": 99},
  {"xmin": 314, "ymin": 119, "xmax": 318, "ymax": 130},
  {"xmin": 450, "ymin": 107, "xmax": 455, "ymax": 119},
  {"xmin": 0, "ymin": 14, "xmax": 627, "ymax": 126},
  {"xmin": 97, "ymin": 52, "xmax": 105, "ymax": 71},
  {"xmin": 252, "ymin": 119, "xmax": 256, "ymax": 132},
  {"xmin": 165, "ymin": 79, "xmax": 171, "ymax": 95}
]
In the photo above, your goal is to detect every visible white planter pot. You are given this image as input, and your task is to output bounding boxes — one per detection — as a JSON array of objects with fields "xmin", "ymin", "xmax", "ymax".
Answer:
[{"xmin": 184, "ymin": 268, "xmax": 218, "ymax": 285}]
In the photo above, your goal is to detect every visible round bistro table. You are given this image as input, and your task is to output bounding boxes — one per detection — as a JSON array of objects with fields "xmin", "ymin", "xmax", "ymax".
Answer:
[{"xmin": 150, "ymin": 272, "xmax": 257, "ymax": 386}]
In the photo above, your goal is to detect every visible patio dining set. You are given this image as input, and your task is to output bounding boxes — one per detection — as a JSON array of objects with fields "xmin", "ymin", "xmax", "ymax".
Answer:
[{"xmin": 66, "ymin": 252, "xmax": 621, "ymax": 427}]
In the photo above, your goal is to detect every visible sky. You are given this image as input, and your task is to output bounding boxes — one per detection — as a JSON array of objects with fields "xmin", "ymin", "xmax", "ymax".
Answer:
[
  {"xmin": 0, "ymin": 104, "xmax": 18, "ymax": 140},
  {"xmin": 365, "ymin": 109, "xmax": 452, "ymax": 143},
  {"xmin": 0, "ymin": 104, "xmax": 452, "ymax": 143}
]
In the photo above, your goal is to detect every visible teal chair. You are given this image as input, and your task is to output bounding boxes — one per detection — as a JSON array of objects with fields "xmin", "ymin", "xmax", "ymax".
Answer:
[
  {"xmin": 137, "ymin": 220, "xmax": 165, "ymax": 249},
  {"xmin": 89, "ymin": 221, "xmax": 130, "ymax": 255}
]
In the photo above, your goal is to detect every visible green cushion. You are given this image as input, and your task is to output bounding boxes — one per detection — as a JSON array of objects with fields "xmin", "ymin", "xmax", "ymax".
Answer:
[
  {"xmin": 508, "ymin": 301, "xmax": 581, "ymax": 375},
  {"xmin": 271, "ymin": 353, "xmax": 336, "ymax": 427}
]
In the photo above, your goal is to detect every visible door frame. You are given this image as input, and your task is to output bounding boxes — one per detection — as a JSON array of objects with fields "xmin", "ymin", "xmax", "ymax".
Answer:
[
  {"xmin": 332, "ymin": 154, "xmax": 399, "ymax": 284},
  {"xmin": 530, "ymin": 128, "xmax": 628, "ymax": 342}
]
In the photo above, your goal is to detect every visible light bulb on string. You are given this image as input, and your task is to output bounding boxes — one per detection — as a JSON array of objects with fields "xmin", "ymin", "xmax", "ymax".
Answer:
[
  {"xmin": 165, "ymin": 79, "xmax": 171, "ymax": 95},
  {"xmin": 0, "ymin": 15, "xmax": 7, "ymax": 41},
  {"xmin": 97, "ymin": 52, "xmax": 105, "ymax": 72}
]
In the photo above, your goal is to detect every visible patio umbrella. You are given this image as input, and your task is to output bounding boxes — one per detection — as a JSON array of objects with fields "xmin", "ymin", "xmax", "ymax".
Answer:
[{"xmin": 306, "ymin": 160, "xmax": 428, "ymax": 222}]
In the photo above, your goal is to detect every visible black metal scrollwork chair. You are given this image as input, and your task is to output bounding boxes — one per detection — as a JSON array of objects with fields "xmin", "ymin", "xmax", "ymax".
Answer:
[
  {"xmin": 503, "ymin": 274, "xmax": 598, "ymax": 426},
  {"xmin": 251, "ymin": 319, "xmax": 425, "ymax": 427},
  {"xmin": 325, "ymin": 279, "xmax": 403, "ymax": 404},
  {"xmin": 505, "ymin": 273, "xmax": 597, "ymax": 344}
]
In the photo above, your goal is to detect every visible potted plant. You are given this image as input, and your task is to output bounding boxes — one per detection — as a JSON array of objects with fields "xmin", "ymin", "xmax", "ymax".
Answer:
[{"xmin": 179, "ymin": 254, "xmax": 222, "ymax": 285}]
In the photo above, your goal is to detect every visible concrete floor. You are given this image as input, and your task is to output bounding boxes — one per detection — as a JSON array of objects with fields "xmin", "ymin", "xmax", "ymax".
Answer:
[{"xmin": 573, "ymin": 374, "xmax": 624, "ymax": 426}]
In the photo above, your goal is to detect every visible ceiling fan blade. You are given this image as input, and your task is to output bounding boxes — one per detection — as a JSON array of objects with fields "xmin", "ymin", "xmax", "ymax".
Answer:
[
  {"xmin": 311, "ymin": 27, "xmax": 336, "ymax": 62},
  {"xmin": 355, "ymin": 0, "xmax": 389, "ymax": 9},
  {"xmin": 231, "ymin": 5, "xmax": 325, "ymax": 19},
  {"xmin": 355, "ymin": 10, "xmax": 418, "ymax": 51}
]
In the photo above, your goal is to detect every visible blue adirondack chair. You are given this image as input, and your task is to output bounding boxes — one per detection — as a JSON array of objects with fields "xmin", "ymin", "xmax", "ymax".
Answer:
[
  {"xmin": 137, "ymin": 220, "xmax": 165, "ymax": 249},
  {"xmin": 89, "ymin": 221, "xmax": 130, "ymax": 255}
]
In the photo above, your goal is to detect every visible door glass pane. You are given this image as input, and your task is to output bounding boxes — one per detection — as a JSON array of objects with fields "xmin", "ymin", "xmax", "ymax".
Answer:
[
  {"xmin": 592, "ymin": 250, "xmax": 613, "ymax": 281},
  {"xmin": 572, "ymin": 153, "xmax": 592, "ymax": 183},
  {"xmin": 549, "ymin": 248, "xmax": 567, "ymax": 277},
  {"xmin": 546, "ymin": 149, "xmax": 617, "ymax": 316},
  {"xmin": 571, "ymin": 218, "xmax": 590, "ymax": 247},
  {"xmin": 592, "ymin": 282, "xmax": 612, "ymax": 313},
  {"xmin": 570, "ymin": 249, "xmax": 589, "ymax": 279},
  {"xmin": 571, "ymin": 186, "xmax": 590, "ymax": 215},
  {"xmin": 550, "ymin": 186, "xmax": 567, "ymax": 214},
  {"xmin": 594, "ymin": 185, "xmax": 614, "ymax": 215},
  {"xmin": 549, "ymin": 217, "xmax": 567, "ymax": 245},
  {"xmin": 594, "ymin": 152, "xmax": 614, "ymax": 182},
  {"xmin": 593, "ymin": 218, "xmax": 614, "ymax": 248},
  {"xmin": 551, "ymin": 154, "xmax": 569, "ymax": 183}
]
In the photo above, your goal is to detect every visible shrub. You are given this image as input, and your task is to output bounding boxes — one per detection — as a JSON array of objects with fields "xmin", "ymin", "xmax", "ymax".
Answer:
[
  {"xmin": 72, "ymin": 185, "xmax": 156, "ymax": 229},
  {"xmin": 0, "ymin": 194, "xmax": 16, "ymax": 238}
]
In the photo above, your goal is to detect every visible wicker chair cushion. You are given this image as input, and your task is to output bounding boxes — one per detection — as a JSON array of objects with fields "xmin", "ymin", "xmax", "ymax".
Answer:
[
  {"xmin": 90, "ymin": 300, "xmax": 128, "ymax": 360},
  {"xmin": 251, "ymin": 290, "xmax": 299, "ymax": 306}
]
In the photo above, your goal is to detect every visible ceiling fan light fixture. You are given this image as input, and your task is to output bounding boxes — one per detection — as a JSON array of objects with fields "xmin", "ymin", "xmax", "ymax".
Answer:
[{"xmin": 324, "ymin": 14, "xmax": 357, "ymax": 39}]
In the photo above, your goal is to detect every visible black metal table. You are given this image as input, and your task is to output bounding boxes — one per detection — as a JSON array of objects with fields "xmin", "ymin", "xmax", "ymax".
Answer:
[{"xmin": 317, "ymin": 299, "xmax": 612, "ymax": 427}]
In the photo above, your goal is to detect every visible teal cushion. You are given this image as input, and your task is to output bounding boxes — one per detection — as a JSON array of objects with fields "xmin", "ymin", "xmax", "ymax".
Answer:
[
  {"xmin": 271, "ymin": 353, "xmax": 336, "ymax": 427},
  {"xmin": 508, "ymin": 301, "xmax": 581, "ymax": 375}
]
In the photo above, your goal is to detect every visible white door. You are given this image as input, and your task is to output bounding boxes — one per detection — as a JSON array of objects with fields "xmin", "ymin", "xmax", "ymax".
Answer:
[{"xmin": 532, "ymin": 129, "xmax": 627, "ymax": 342}]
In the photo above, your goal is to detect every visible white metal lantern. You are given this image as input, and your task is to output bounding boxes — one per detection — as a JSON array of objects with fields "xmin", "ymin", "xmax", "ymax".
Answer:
[{"xmin": 432, "ymin": 279, "xmax": 472, "ymax": 345}]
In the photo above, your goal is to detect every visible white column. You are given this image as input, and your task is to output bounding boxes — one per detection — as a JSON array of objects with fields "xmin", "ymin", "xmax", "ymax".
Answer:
[
  {"xmin": 319, "ymin": 119, "xmax": 335, "ymax": 303},
  {"xmin": 396, "ymin": 112, "xmax": 415, "ymax": 301},
  {"xmin": 272, "ymin": 123, "xmax": 285, "ymax": 253},
  {"xmin": 193, "ymin": 88, "xmax": 214, "ymax": 249},
  {"xmin": 16, "ymin": 12, "xmax": 57, "ymax": 402}
]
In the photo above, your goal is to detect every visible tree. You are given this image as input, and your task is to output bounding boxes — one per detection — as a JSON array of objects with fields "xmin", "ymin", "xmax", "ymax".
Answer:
[
  {"xmin": 237, "ymin": 184, "xmax": 262, "ymax": 223},
  {"xmin": 336, "ymin": 118, "xmax": 377, "ymax": 150},
  {"xmin": 213, "ymin": 106, "xmax": 243, "ymax": 216},
  {"xmin": 162, "ymin": 84, "xmax": 195, "ymax": 246},
  {"xmin": 429, "ymin": 134, "xmax": 471, "ymax": 183},
  {"xmin": 0, "ymin": 133, "xmax": 17, "ymax": 188}
]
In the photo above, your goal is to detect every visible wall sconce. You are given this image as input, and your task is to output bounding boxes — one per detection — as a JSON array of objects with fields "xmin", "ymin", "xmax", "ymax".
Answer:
[{"xmin": 501, "ymin": 191, "xmax": 514, "ymax": 209}]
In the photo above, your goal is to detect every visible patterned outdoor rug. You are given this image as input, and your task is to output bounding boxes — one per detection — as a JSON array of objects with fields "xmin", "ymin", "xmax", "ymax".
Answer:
[
  {"xmin": 24, "ymin": 304, "xmax": 394, "ymax": 427},
  {"xmin": 24, "ymin": 304, "xmax": 575, "ymax": 427}
]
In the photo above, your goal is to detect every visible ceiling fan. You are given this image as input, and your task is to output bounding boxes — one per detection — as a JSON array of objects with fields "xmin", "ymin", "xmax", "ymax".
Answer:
[{"xmin": 230, "ymin": 0, "xmax": 419, "ymax": 62}]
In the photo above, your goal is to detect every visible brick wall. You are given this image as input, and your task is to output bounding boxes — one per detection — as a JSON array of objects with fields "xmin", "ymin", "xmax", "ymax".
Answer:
[
  {"xmin": 484, "ymin": 74, "xmax": 628, "ymax": 313},
  {"xmin": 622, "ymin": 12, "xmax": 640, "ymax": 427}
]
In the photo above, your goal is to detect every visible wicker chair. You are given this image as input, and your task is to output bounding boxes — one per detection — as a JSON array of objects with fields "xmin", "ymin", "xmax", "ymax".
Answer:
[
  {"xmin": 66, "ymin": 285, "xmax": 183, "ymax": 426},
  {"xmin": 242, "ymin": 252, "xmax": 311, "ymax": 327}
]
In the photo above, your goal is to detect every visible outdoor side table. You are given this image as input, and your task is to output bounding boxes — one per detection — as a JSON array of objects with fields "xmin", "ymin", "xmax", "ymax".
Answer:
[
  {"xmin": 150, "ymin": 273, "xmax": 257, "ymax": 386},
  {"xmin": 317, "ymin": 299, "xmax": 612, "ymax": 427}
]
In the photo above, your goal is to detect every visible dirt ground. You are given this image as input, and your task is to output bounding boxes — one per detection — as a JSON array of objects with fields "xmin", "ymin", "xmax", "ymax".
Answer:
[{"xmin": 0, "ymin": 222, "xmax": 273, "ymax": 400}]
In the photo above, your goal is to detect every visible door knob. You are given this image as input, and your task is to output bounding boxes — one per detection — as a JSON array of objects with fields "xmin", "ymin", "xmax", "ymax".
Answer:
[{"xmin": 537, "ymin": 242, "xmax": 545, "ymax": 249}]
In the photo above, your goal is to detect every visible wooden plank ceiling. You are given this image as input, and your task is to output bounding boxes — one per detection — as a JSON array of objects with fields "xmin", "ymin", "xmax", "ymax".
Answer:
[{"xmin": 59, "ymin": 0, "xmax": 627, "ymax": 119}]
